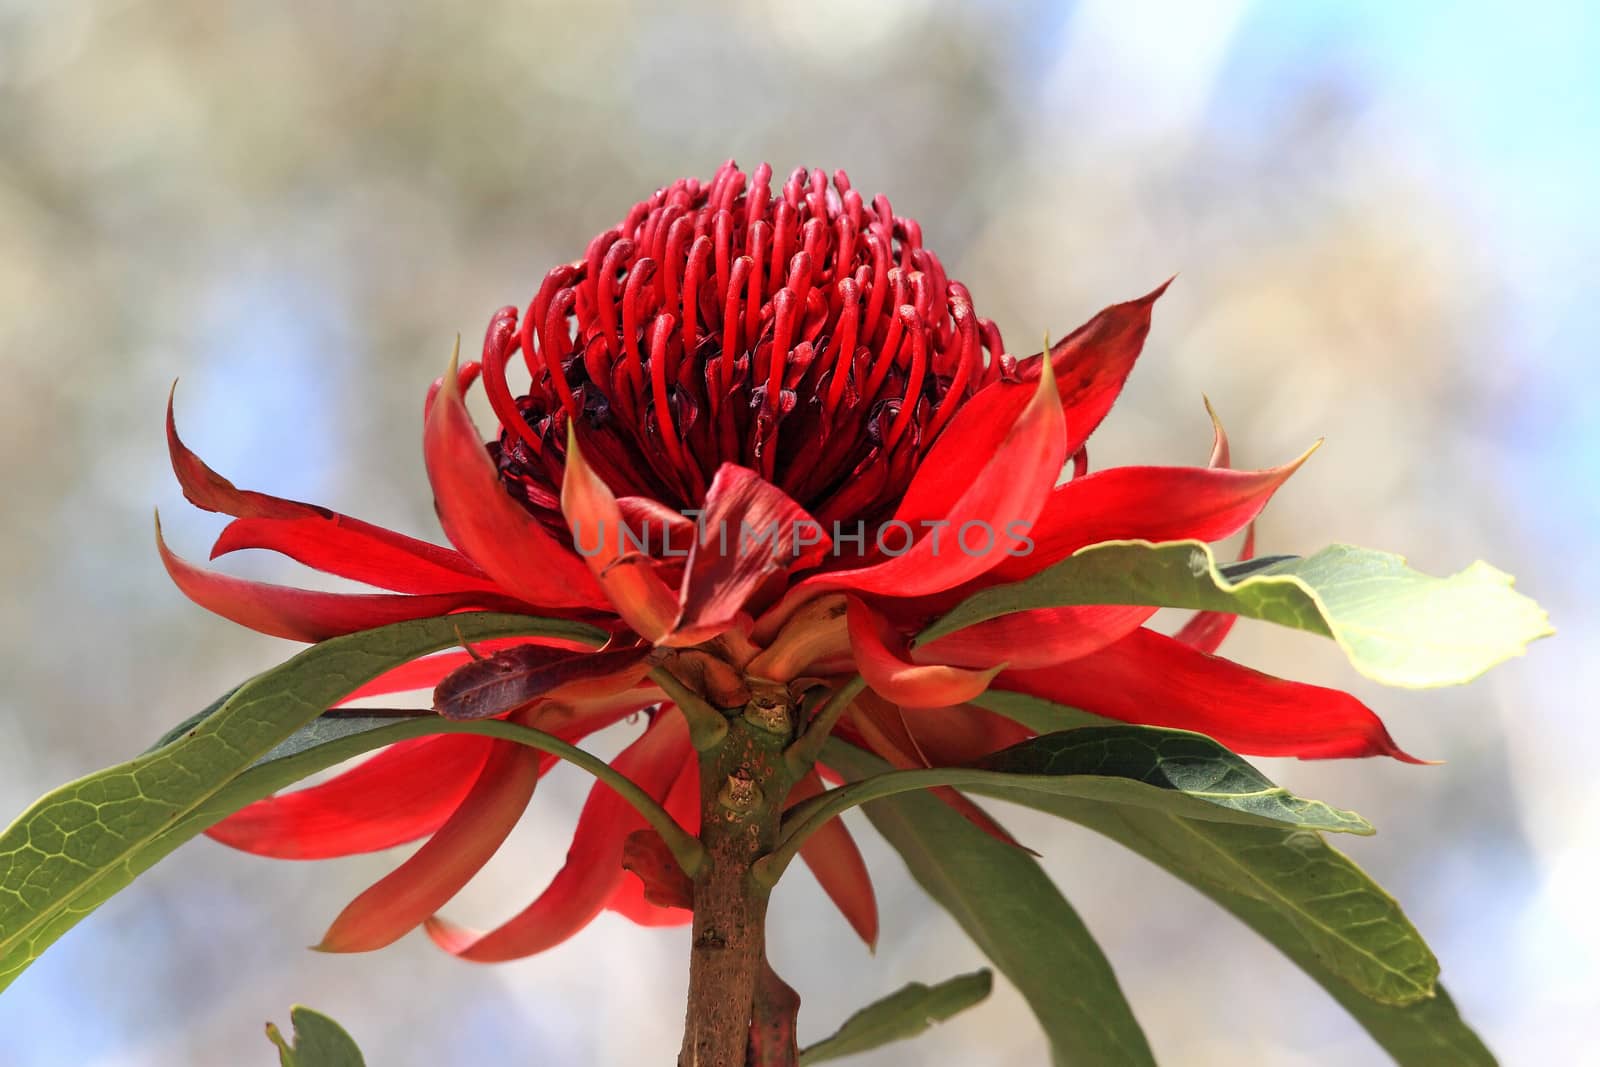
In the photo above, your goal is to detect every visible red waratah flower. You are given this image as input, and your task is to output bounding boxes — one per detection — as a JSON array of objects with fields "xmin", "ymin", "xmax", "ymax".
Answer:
[{"xmin": 159, "ymin": 161, "xmax": 1415, "ymax": 961}]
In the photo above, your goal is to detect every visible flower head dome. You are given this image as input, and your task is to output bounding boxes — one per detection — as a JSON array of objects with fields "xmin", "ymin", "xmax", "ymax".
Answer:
[{"xmin": 486, "ymin": 162, "xmax": 1001, "ymax": 534}]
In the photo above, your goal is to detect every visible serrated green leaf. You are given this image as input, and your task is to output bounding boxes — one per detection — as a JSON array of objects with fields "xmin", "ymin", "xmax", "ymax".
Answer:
[
  {"xmin": 798, "ymin": 969, "xmax": 993, "ymax": 1065},
  {"xmin": 823, "ymin": 741, "xmax": 1156, "ymax": 1067},
  {"xmin": 970, "ymin": 690, "xmax": 1493, "ymax": 1061},
  {"xmin": 920, "ymin": 539, "xmax": 1552, "ymax": 688},
  {"xmin": 266, "ymin": 1004, "xmax": 366, "ymax": 1066},
  {"xmin": 0, "ymin": 612, "xmax": 605, "ymax": 993}
]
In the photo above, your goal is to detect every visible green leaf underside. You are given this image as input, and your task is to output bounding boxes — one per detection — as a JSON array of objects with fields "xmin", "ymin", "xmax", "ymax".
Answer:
[
  {"xmin": 920, "ymin": 539, "xmax": 1552, "ymax": 688},
  {"xmin": 798, "ymin": 970, "xmax": 994, "ymax": 1065},
  {"xmin": 266, "ymin": 1004, "xmax": 366, "ymax": 1067},
  {"xmin": 770, "ymin": 725, "xmax": 1371, "ymax": 883},
  {"xmin": 253, "ymin": 711, "xmax": 431, "ymax": 765},
  {"xmin": 967, "ymin": 691, "xmax": 1492, "ymax": 1062},
  {"xmin": 141, "ymin": 686, "xmax": 240, "ymax": 754},
  {"xmin": 824, "ymin": 741, "xmax": 1157, "ymax": 1067},
  {"xmin": 974, "ymin": 727, "xmax": 1370, "ymax": 832},
  {"xmin": 0, "ymin": 612, "xmax": 606, "ymax": 993}
]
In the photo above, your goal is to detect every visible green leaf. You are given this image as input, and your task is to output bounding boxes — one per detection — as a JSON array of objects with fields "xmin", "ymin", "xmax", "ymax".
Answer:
[
  {"xmin": 1206, "ymin": 883, "xmax": 1496, "ymax": 1065},
  {"xmin": 266, "ymin": 1004, "xmax": 366, "ymax": 1066},
  {"xmin": 971, "ymin": 690, "xmax": 1493, "ymax": 1061},
  {"xmin": 0, "ymin": 710, "xmax": 702, "ymax": 995},
  {"xmin": 0, "ymin": 612, "xmax": 605, "ymax": 993},
  {"xmin": 798, "ymin": 970, "xmax": 993, "ymax": 1065},
  {"xmin": 141, "ymin": 686, "xmax": 240, "ymax": 754},
  {"xmin": 253, "ymin": 711, "xmax": 431, "ymax": 765},
  {"xmin": 760, "ymin": 723, "xmax": 1371, "ymax": 888},
  {"xmin": 920, "ymin": 539, "xmax": 1552, "ymax": 687},
  {"xmin": 824, "ymin": 740, "xmax": 1156, "ymax": 1067},
  {"xmin": 971, "ymin": 727, "xmax": 1372, "ymax": 833}
]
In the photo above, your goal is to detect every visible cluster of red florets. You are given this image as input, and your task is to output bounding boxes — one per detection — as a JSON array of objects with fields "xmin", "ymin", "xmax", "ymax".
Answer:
[{"xmin": 477, "ymin": 161, "xmax": 1012, "ymax": 533}]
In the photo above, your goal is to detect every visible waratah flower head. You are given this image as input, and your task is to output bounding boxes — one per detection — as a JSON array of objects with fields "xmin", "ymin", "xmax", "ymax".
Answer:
[{"xmin": 157, "ymin": 159, "xmax": 1416, "ymax": 964}]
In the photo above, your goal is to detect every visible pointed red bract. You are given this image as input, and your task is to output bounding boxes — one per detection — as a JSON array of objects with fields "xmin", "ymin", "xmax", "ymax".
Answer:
[
  {"xmin": 170, "ymin": 388, "xmax": 484, "ymax": 578},
  {"xmin": 425, "ymin": 712, "xmax": 690, "ymax": 962},
  {"xmin": 207, "ymin": 735, "xmax": 494, "ymax": 859},
  {"xmin": 992, "ymin": 449, "xmax": 1314, "ymax": 582},
  {"xmin": 895, "ymin": 282, "xmax": 1168, "ymax": 525},
  {"xmin": 848, "ymin": 597, "xmax": 1002, "ymax": 707},
  {"xmin": 757, "ymin": 350, "xmax": 1067, "ymax": 639},
  {"xmin": 1172, "ymin": 403, "xmax": 1255, "ymax": 653},
  {"xmin": 316, "ymin": 735, "xmax": 541, "ymax": 953},
  {"xmin": 609, "ymin": 758, "xmax": 699, "ymax": 927},
  {"xmin": 789, "ymin": 770, "xmax": 879, "ymax": 947},
  {"xmin": 914, "ymin": 604, "xmax": 1155, "ymax": 671},
  {"xmin": 1000, "ymin": 627, "xmax": 1422, "ymax": 761},
  {"xmin": 159, "ymin": 520, "xmax": 511, "ymax": 643},
  {"xmin": 673, "ymin": 464, "xmax": 825, "ymax": 643},
  {"xmin": 211, "ymin": 517, "xmax": 500, "ymax": 596},
  {"xmin": 424, "ymin": 348, "xmax": 605, "ymax": 610},
  {"xmin": 560, "ymin": 427, "xmax": 681, "ymax": 642},
  {"xmin": 1018, "ymin": 280, "xmax": 1172, "ymax": 449}
]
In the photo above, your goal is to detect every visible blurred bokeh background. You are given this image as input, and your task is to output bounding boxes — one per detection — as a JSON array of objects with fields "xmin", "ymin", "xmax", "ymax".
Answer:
[{"xmin": 2, "ymin": 1, "xmax": 1594, "ymax": 1063}]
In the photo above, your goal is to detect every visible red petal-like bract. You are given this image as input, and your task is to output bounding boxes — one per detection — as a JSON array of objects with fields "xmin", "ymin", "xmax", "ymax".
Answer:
[
  {"xmin": 1001, "ymin": 628, "xmax": 1422, "ymax": 762},
  {"xmin": 560, "ymin": 428, "xmax": 681, "ymax": 642},
  {"xmin": 316, "ymin": 734, "xmax": 542, "ymax": 953},
  {"xmin": 1172, "ymin": 405, "xmax": 1256, "ymax": 653},
  {"xmin": 992, "ymin": 452, "xmax": 1312, "ymax": 582},
  {"xmin": 168, "ymin": 389, "xmax": 484, "ymax": 582},
  {"xmin": 610, "ymin": 758, "xmax": 700, "ymax": 926},
  {"xmin": 788, "ymin": 770, "xmax": 879, "ymax": 947},
  {"xmin": 894, "ymin": 282, "xmax": 1167, "ymax": 526},
  {"xmin": 425, "ymin": 711, "xmax": 690, "ymax": 962},
  {"xmin": 754, "ymin": 346, "xmax": 1068, "ymax": 641},
  {"xmin": 206, "ymin": 735, "xmax": 494, "ymax": 859},
  {"xmin": 673, "ymin": 464, "xmax": 825, "ymax": 642},
  {"xmin": 847, "ymin": 597, "xmax": 1002, "ymax": 707},
  {"xmin": 914, "ymin": 604, "xmax": 1155, "ymax": 671},
  {"xmin": 159, "ymin": 521, "xmax": 510, "ymax": 642},
  {"xmin": 425, "ymin": 348, "xmax": 605, "ymax": 611},
  {"xmin": 211, "ymin": 516, "xmax": 502, "ymax": 596}
]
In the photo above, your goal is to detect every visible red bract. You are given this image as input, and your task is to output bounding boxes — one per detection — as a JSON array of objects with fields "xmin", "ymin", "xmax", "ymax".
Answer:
[{"xmin": 163, "ymin": 161, "xmax": 1414, "ymax": 961}]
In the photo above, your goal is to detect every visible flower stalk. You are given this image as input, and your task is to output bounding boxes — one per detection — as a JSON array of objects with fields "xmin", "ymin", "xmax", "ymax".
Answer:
[{"xmin": 678, "ymin": 686, "xmax": 799, "ymax": 1066}]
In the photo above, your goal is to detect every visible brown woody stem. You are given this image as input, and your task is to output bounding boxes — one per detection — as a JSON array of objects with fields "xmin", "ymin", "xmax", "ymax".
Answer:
[{"xmin": 677, "ymin": 699, "xmax": 796, "ymax": 1066}]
